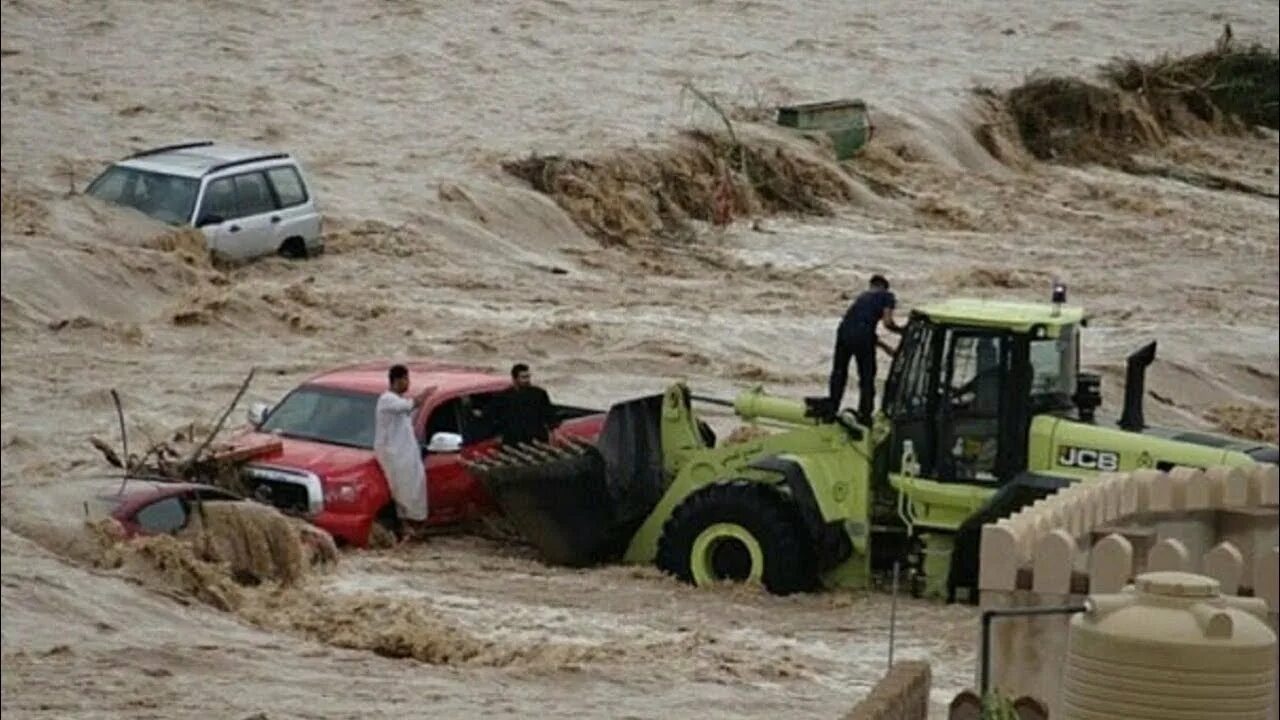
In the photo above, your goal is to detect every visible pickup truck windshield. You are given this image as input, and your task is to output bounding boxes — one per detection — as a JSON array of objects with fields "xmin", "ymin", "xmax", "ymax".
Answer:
[
  {"xmin": 260, "ymin": 386, "xmax": 379, "ymax": 449},
  {"xmin": 86, "ymin": 165, "xmax": 199, "ymax": 225}
]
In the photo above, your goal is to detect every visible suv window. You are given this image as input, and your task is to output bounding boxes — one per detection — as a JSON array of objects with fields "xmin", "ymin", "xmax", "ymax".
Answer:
[
  {"xmin": 201, "ymin": 177, "xmax": 238, "ymax": 220},
  {"xmin": 89, "ymin": 167, "xmax": 129, "ymax": 200},
  {"xmin": 86, "ymin": 166, "xmax": 199, "ymax": 225},
  {"xmin": 266, "ymin": 166, "xmax": 308, "ymax": 207},
  {"xmin": 234, "ymin": 172, "xmax": 277, "ymax": 216},
  {"xmin": 199, "ymin": 172, "xmax": 280, "ymax": 221},
  {"xmin": 135, "ymin": 497, "xmax": 188, "ymax": 534}
]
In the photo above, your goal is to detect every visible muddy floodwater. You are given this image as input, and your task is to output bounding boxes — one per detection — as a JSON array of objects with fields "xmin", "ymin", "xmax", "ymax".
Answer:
[{"xmin": 2, "ymin": 1, "xmax": 1277, "ymax": 718}]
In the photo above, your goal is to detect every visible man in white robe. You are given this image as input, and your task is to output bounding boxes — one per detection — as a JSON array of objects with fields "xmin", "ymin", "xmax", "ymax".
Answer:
[{"xmin": 374, "ymin": 364, "xmax": 428, "ymax": 532}]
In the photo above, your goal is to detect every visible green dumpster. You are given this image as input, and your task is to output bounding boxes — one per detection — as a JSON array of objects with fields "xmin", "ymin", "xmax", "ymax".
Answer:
[{"xmin": 775, "ymin": 99, "xmax": 873, "ymax": 160}]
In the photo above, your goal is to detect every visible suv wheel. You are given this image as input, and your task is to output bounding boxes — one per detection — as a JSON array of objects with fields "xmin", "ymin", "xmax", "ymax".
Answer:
[{"xmin": 279, "ymin": 237, "xmax": 308, "ymax": 259}]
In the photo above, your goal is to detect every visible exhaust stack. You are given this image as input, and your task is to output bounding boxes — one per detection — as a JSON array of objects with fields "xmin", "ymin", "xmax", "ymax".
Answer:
[{"xmin": 1118, "ymin": 341, "xmax": 1157, "ymax": 432}]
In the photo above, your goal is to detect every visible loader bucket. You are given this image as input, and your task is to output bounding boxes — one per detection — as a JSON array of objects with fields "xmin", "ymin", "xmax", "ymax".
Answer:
[
  {"xmin": 469, "ymin": 394, "xmax": 667, "ymax": 567},
  {"xmin": 473, "ymin": 442, "xmax": 617, "ymax": 567}
]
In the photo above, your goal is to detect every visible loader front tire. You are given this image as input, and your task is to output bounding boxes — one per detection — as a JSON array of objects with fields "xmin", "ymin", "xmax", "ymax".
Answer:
[{"xmin": 656, "ymin": 481, "xmax": 816, "ymax": 595}]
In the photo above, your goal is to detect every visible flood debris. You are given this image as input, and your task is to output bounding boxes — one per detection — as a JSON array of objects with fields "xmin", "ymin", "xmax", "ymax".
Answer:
[
  {"xmin": 999, "ymin": 31, "xmax": 1279, "ymax": 197},
  {"xmin": 502, "ymin": 127, "xmax": 855, "ymax": 245},
  {"xmin": 1006, "ymin": 76, "xmax": 1166, "ymax": 163},
  {"xmin": 87, "ymin": 369, "xmax": 271, "ymax": 496},
  {"xmin": 1103, "ymin": 31, "xmax": 1279, "ymax": 131}
]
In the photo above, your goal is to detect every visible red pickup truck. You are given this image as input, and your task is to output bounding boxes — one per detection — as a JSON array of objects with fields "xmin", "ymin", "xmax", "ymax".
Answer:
[{"xmin": 228, "ymin": 360, "xmax": 605, "ymax": 547}]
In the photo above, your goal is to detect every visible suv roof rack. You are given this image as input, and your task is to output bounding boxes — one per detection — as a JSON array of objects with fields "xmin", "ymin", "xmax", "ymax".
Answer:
[
  {"xmin": 127, "ymin": 140, "xmax": 214, "ymax": 159},
  {"xmin": 203, "ymin": 153, "xmax": 290, "ymax": 176}
]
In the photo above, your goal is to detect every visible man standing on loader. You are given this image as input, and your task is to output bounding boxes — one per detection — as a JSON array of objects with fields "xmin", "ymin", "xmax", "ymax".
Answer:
[{"xmin": 829, "ymin": 274, "xmax": 903, "ymax": 423}]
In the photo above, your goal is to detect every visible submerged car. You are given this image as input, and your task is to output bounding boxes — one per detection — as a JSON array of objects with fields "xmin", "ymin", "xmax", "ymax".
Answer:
[
  {"xmin": 85, "ymin": 140, "xmax": 323, "ymax": 261},
  {"xmin": 102, "ymin": 480, "xmax": 241, "ymax": 536},
  {"xmin": 92, "ymin": 479, "xmax": 336, "ymax": 565}
]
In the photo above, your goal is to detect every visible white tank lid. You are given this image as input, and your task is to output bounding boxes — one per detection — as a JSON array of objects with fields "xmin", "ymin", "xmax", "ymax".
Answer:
[{"xmin": 1136, "ymin": 571, "xmax": 1219, "ymax": 598}]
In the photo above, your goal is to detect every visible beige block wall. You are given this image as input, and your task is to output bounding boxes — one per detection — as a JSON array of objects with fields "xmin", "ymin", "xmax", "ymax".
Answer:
[
  {"xmin": 975, "ymin": 464, "xmax": 1279, "ymax": 716},
  {"xmin": 843, "ymin": 662, "xmax": 931, "ymax": 720}
]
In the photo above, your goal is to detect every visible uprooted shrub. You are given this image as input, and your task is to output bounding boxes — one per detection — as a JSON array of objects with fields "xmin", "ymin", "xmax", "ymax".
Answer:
[
  {"xmin": 501, "ymin": 128, "xmax": 855, "ymax": 245},
  {"xmin": 1006, "ymin": 38, "xmax": 1279, "ymax": 167},
  {"xmin": 1104, "ymin": 42, "xmax": 1279, "ymax": 130},
  {"xmin": 1006, "ymin": 76, "xmax": 1167, "ymax": 163}
]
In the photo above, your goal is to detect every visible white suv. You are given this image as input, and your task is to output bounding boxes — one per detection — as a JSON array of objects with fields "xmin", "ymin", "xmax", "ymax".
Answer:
[{"xmin": 86, "ymin": 141, "xmax": 323, "ymax": 261}]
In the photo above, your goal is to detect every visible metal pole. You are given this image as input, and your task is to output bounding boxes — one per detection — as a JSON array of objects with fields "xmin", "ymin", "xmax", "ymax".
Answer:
[
  {"xmin": 888, "ymin": 560, "xmax": 900, "ymax": 672},
  {"xmin": 979, "ymin": 603, "xmax": 1088, "ymax": 696}
]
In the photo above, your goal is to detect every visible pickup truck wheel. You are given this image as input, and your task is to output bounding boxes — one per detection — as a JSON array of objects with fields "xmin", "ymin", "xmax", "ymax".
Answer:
[
  {"xmin": 656, "ymin": 481, "xmax": 817, "ymax": 595},
  {"xmin": 368, "ymin": 506, "xmax": 400, "ymax": 549}
]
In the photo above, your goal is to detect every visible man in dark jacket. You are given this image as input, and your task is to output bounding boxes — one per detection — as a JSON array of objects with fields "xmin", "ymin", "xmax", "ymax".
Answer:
[
  {"xmin": 829, "ymin": 274, "xmax": 904, "ymax": 423},
  {"xmin": 494, "ymin": 363, "xmax": 556, "ymax": 448}
]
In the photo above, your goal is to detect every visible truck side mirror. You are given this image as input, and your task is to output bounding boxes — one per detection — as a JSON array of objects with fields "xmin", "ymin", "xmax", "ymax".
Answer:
[
  {"xmin": 247, "ymin": 402, "xmax": 271, "ymax": 427},
  {"xmin": 426, "ymin": 431, "xmax": 463, "ymax": 454}
]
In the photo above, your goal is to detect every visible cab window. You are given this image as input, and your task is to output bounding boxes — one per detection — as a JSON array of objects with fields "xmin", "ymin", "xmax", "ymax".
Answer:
[
  {"xmin": 947, "ymin": 334, "xmax": 1004, "ymax": 417},
  {"xmin": 884, "ymin": 320, "xmax": 939, "ymax": 419},
  {"xmin": 425, "ymin": 398, "xmax": 462, "ymax": 439},
  {"xmin": 460, "ymin": 392, "xmax": 503, "ymax": 444},
  {"xmin": 1030, "ymin": 324, "xmax": 1077, "ymax": 404},
  {"xmin": 943, "ymin": 332, "xmax": 1005, "ymax": 481}
]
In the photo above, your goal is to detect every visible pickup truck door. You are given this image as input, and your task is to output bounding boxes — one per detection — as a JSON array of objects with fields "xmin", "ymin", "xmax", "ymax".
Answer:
[
  {"xmin": 420, "ymin": 397, "xmax": 472, "ymax": 525},
  {"xmin": 457, "ymin": 391, "xmax": 503, "ymax": 515}
]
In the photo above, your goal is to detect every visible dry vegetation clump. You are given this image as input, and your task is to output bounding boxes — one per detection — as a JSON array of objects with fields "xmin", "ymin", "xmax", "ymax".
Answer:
[
  {"xmin": 1006, "ymin": 75, "xmax": 1167, "ymax": 163},
  {"xmin": 1205, "ymin": 404, "xmax": 1278, "ymax": 443},
  {"xmin": 502, "ymin": 129, "xmax": 854, "ymax": 245},
  {"xmin": 999, "ymin": 35, "xmax": 1278, "ymax": 196},
  {"xmin": 1005, "ymin": 35, "xmax": 1278, "ymax": 167},
  {"xmin": 1103, "ymin": 41, "xmax": 1279, "ymax": 130}
]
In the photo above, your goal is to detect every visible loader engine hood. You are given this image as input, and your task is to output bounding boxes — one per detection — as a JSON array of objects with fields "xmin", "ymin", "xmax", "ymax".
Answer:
[
  {"xmin": 1032, "ymin": 413, "xmax": 1277, "ymax": 475},
  {"xmin": 1134, "ymin": 423, "xmax": 1278, "ymax": 463},
  {"xmin": 1053, "ymin": 340, "xmax": 1276, "ymax": 468}
]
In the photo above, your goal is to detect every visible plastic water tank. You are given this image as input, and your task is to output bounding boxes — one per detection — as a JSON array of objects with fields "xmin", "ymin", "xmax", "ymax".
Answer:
[{"xmin": 1061, "ymin": 571, "xmax": 1276, "ymax": 720}]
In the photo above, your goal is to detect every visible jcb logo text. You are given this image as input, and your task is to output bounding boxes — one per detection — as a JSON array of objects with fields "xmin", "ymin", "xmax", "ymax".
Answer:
[{"xmin": 1057, "ymin": 446, "xmax": 1119, "ymax": 472}]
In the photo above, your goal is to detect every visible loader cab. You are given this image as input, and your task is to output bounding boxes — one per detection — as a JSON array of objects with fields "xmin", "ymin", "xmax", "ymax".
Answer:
[{"xmin": 881, "ymin": 300, "xmax": 1084, "ymax": 486}]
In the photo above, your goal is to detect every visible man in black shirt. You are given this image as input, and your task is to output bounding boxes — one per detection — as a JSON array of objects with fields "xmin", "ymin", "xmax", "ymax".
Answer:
[
  {"xmin": 494, "ymin": 363, "xmax": 556, "ymax": 448},
  {"xmin": 829, "ymin": 274, "xmax": 904, "ymax": 423}
]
